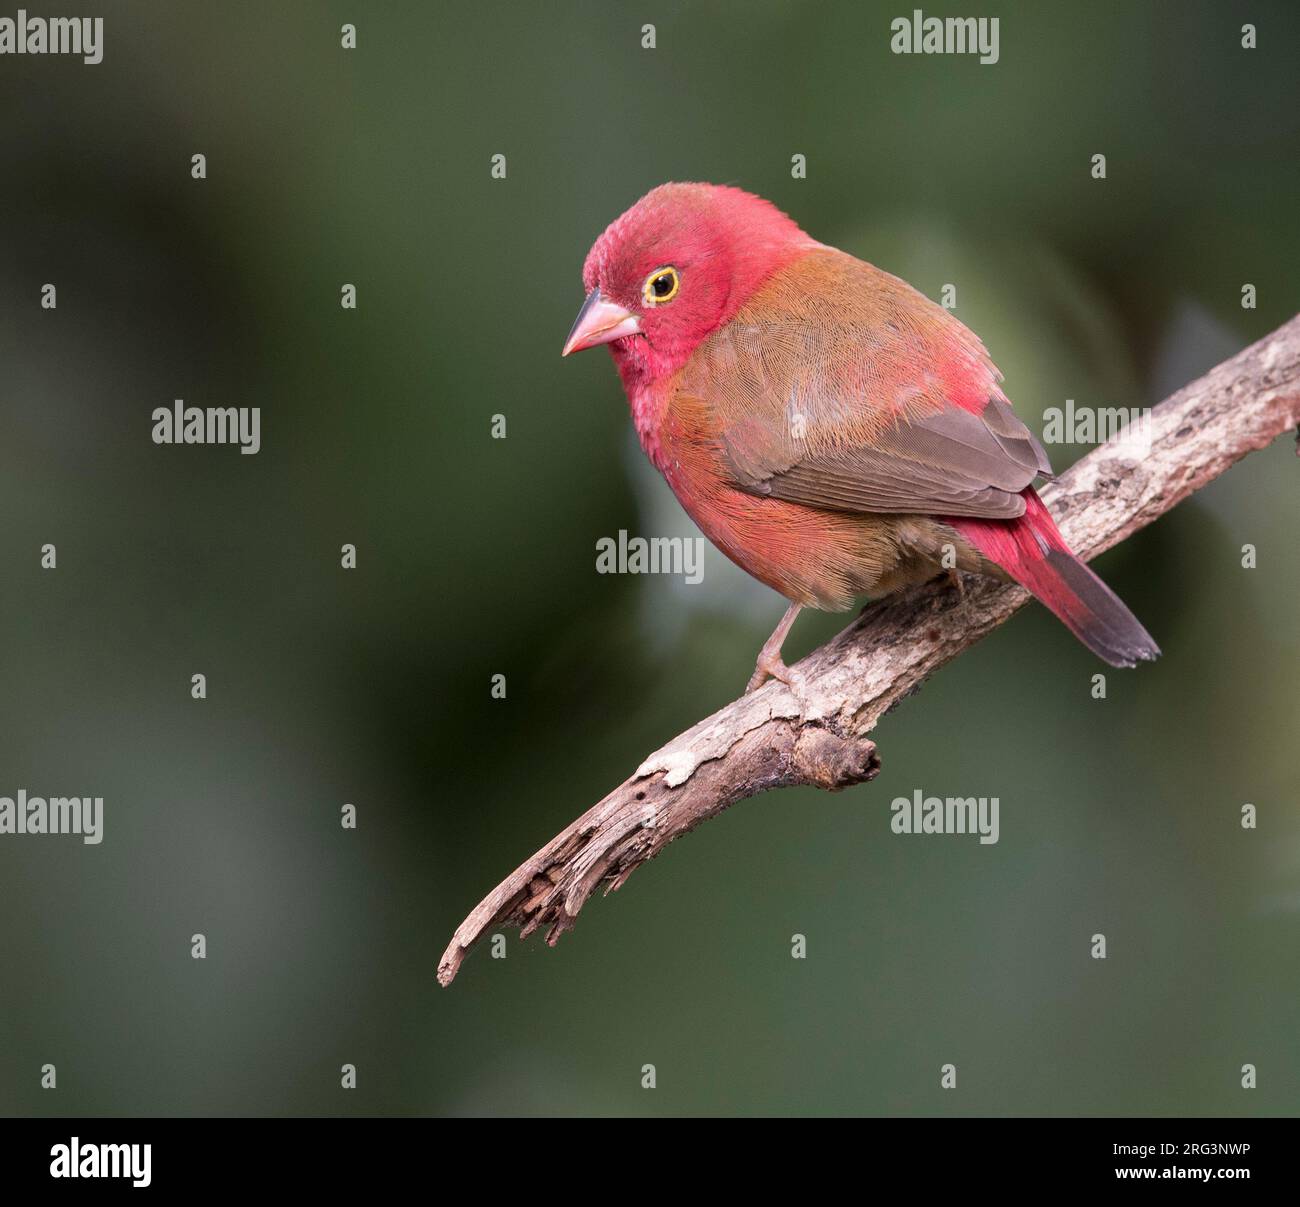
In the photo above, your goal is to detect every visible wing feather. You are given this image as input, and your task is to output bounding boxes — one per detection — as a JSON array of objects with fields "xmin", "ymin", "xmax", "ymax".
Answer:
[{"xmin": 676, "ymin": 247, "xmax": 1051, "ymax": 519}]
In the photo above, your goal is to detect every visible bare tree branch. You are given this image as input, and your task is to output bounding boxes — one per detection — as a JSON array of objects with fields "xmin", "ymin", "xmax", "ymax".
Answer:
[{"xmin": 439, "ymin": 314, "xmax": 1300, "ymax": 987}]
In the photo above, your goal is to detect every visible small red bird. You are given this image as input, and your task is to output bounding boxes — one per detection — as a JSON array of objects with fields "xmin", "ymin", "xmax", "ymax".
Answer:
[{"xmin": 563, "ymin": 183, "xmax": 1158, "ymax": 691}]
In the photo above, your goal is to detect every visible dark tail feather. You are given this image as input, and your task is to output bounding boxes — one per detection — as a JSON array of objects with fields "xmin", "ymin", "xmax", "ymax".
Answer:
[
  {"xmin": 949, "ymin": 489, "xmax": 1160, "ymax": 669},
  {"xmin": 1011, "ymin": 548, "xmax": 1161, "ymax": 668}
]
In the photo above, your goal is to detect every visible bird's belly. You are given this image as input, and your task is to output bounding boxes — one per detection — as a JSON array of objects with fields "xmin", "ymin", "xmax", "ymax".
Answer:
[{"xmin": 668, "ymin": 476, "xmax": 908, "ymax": 611}]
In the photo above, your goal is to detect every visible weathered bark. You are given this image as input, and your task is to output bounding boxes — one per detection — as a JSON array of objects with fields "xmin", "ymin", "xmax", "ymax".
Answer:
[{"xmin": 439, "ymin": 314, "xmax": 1300, "ymax": 987}]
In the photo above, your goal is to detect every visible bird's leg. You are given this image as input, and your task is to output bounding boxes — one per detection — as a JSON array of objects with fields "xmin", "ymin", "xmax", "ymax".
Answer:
[{"xmin": 745, "ymin": 602, "xmax": 804, "ymax": 694}]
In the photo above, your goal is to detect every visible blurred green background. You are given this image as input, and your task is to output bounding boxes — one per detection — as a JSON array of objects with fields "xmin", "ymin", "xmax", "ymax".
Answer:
[{"xmin": 0, "ymin": 0, "xmax": 1296, "ymax": 1116}]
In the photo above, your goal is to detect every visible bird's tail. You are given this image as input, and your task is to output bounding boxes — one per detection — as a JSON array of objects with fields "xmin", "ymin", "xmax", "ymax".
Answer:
[{"xmin": 949, "ymin": 490, "xmax": 1160, "ymax": 668}]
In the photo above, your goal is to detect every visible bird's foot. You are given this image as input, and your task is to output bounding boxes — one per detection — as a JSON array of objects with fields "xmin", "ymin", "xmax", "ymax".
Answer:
[
  {"xmin": 745, "ymin": 653, "xmax": 806, "ymax": 701},
  {"xmin": 946, "ymin": 567, "xmax": 966, "ymax": 599},
  {"xmin": 745, "ymin": 601, "xmax": 807, "ymax": 703}
]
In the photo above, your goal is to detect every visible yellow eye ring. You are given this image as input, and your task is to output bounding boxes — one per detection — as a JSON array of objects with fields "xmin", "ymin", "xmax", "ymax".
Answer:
[{"xmin": 642, "ymin": 266, "xmax": 680, "ymax": 306}]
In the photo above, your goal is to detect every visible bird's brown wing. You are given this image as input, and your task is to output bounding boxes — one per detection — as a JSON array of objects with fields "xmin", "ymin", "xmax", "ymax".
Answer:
[{"xmin": 676, "ymin": 246, "xmax": 1052, "ymax": 520}]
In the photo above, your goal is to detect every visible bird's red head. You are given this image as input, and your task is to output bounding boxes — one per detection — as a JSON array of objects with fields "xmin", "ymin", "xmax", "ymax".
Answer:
[{"xmin": 563, "ymin": 183, "xmax": 814, "ymax": 388}]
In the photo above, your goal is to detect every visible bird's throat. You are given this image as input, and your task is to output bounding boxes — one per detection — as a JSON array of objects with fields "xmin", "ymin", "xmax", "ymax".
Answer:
[{"xmin": 625, "ymin": 375, "xmax": 672, "ymax": 471}]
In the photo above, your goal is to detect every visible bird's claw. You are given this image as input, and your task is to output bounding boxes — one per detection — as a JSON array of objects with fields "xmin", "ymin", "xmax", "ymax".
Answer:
[{"xmin": 745, "ymin": 655, "xmax": 807, "ymax": 705}]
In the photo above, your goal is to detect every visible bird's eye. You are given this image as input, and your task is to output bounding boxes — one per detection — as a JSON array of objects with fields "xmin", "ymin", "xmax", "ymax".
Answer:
[{"xmin": 642, "ymin": 267, "xmax": 680, "ymax": 305}]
